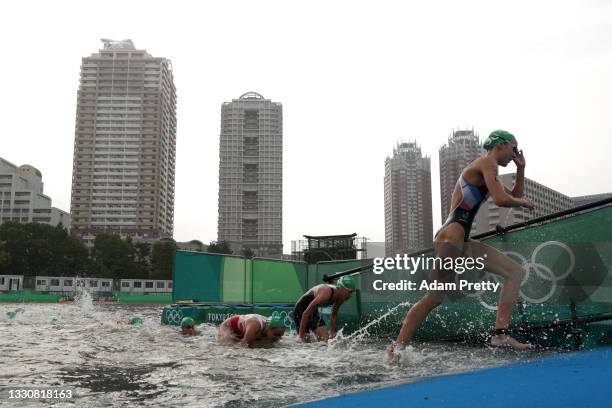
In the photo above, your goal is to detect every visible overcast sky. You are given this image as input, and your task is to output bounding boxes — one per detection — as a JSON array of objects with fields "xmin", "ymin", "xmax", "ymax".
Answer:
[{"xmin": 2, "ymin": 0, "xmax": 611, "ymax": 251}]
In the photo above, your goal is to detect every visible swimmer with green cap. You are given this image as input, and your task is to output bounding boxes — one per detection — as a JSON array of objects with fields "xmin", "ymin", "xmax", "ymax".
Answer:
[
  {"xmin": 218, "ymin": 313, "xmax": 286, "ymax": 347},
  {"xmin": 129, "ymin": 316, "xmax": 143, "ymax": 325},
  {"xmin": 294, "ymin": 275, "xmax": 357, "ymax": 342},
  {"xmin": 482, "ymin": 129, "xmax": 516, "ymax": 150},
  {"xmin": 6, "ymin": 308, "xmax": 25, "ymax": 319},
  {"xmin": 180, "ymin": 316, "xmax": 199, "ymax": 336},
  {"xmin": 388, "ymin": 129, "xmax": 535, "ymax": 359},
  {"xmin": 116, "ymin": 316, "xmax": 143, "ymax": 325}
]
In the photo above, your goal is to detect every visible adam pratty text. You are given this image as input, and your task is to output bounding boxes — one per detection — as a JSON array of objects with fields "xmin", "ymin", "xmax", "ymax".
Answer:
[{"xmin": 371, "ymin": 254, "xmax": 500, "ymax": 292}]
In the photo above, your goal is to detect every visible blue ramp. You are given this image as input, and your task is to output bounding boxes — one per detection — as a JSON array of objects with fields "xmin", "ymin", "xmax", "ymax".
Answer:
[{"xmin": 297, "ymin": 347, "xmax": 612, "ymax": 407}]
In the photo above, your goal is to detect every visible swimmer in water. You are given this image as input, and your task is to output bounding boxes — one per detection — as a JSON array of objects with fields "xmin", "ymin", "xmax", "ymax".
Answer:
[
  {"xmin": 6, "ymin": 308, "xmax": 25, "ymax": 319},
  {"xmin": 294, "ymin": 275, "xmax": 357, "ymax": 342},
  {"xmin": 218, "ymin": 313, "xmax": 285, "ymax": 347},
  {"xmin": 116, "ymin": 316, "xmax": 143, "ymax": 325},
  {"xmin": 180, "ymin": 317, "xmax": 199, "ymax": 336},
  {"xmin": 129, "ymin": 316, "xmax": 143, "ymax": 325},
  {"xmin": 388, "ymin": 130, "xmax": 534, "ymax": 360}
]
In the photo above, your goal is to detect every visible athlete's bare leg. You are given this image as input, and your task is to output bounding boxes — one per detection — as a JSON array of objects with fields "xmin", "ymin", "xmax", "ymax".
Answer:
[
  {"xmin": 467, "ymin": 240, "xmax": 530, "ymax": 349},
  {"xmin": 388, "ymin": 225, "xmax": 464, "ymax": 358}
]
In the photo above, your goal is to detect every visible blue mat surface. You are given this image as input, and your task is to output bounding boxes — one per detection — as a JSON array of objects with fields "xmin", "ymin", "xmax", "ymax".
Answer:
[{"xmin": 296, "ymin": 347, "xmax": 612, "ymax": 407}]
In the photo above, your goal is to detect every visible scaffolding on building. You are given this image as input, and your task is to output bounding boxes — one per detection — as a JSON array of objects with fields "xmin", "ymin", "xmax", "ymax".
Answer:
[{"xmin": 291, "ymin": 233, "xmax": 368, "ymax": 263}]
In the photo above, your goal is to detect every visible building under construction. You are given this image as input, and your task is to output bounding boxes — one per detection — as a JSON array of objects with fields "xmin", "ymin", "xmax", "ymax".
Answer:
[{"xmin": 291, "ymin": 233, "xmax": 367, "ymax": 263}]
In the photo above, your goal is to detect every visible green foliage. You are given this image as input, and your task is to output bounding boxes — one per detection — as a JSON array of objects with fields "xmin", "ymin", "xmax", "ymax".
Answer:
[
  {"xmin": 150, "ymin": 239, "xmax": 177, "ymax": 280},
  {"xmin": 207, "ymin": 241, "xmax": 234, "ymax": 255},
  {"xmin": 188, "ymin": 239, "xmax": 205, "ymax": 251},
  {"xmin": 0, "ymin": 247, "xmax": 10, "ymax": 269},
  {"xmin": 241, "ymin": 247, "xmax": 255, "ymax": 259},
  {"xmin": 0, "ymin": 222, "xmax": 184, "ymax": 281},
  {"xmin": 134, "ymin": 242, "xmax": 151, "ymax": 263},
  {"xmin": 0, "ymin": 222, "xmax": 88, "ymax": 276},
  {"xmin": 91, "ymin": 233, "xmax": 134, "ymax": 278}
]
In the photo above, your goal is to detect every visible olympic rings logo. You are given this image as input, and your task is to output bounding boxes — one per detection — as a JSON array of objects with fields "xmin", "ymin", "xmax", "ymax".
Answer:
[
  {"xmin": 455, "ymin": 241, "xmax": 575, "ymax": 311},
  {"xmin": 164, "ymin": 308, "xmax": 184, "ymax": 324},
  {"xmin": 273, "ymin": 310, "xmax": 295, "ymax": 330}
]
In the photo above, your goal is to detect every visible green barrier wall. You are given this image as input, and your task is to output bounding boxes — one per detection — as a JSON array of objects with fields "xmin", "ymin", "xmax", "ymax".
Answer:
[
  {"xmin": 252, "ymin": 259, "xmax": 307, "ymax": 303},
  {"xmin": 173, "ymin": 253, "xmax": 365, "ymax": 305},
  {"xmin": 173, "ymin": 253, "xmax": 359, "ymax": 304},
  {"xmin": 173, "ymin": 252, "xmax": 225, "ymax": 302},
  {"xmin": 0, "ymin": 290, "xmax": 62, "ymax": 303},
  {"xmin": 116, "ymin": 293, "xmax": 172, "ymax": 304},
  {"xmin": 0, "ymin": 291, "xmax": 172, "ymax": 304},
  {"xmin": 221, "ymin": 256, "xmax": 248, "ymax": 303}
]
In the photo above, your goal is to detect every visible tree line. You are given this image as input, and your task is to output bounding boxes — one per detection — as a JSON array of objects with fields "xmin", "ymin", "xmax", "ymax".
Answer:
[{"xmin": 0, "ymin": 222, "xmax": 176, "ymax": 280}]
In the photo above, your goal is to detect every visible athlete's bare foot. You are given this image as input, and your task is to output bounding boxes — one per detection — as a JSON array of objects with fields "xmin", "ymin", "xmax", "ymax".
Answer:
[{"xmin": 490, "ymin": 334, "xmax": 532, "ymax": 349}]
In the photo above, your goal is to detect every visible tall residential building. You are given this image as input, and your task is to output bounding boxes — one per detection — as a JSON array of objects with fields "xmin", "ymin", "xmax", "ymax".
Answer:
[
  {"xmin": 471, "ymin": 173, "xmax": 574, "ymax": 235},
  {"xmin": 384, "ymin": 142, "xmax": 433, "ymax": 255},
  {"xmin": 439, "ymin": 129, "xmax": 482, "ymax": 224},
  {"xmin": 70, "ymin": 40, "xmax": 177, "ymax": 245},
  {"xmin": 0, "ymin": 157, "xmax": 70, "ymax": 229},
  {"xmin": 217, "ymin": 92, "xmax": 283, "ymax": 256}
]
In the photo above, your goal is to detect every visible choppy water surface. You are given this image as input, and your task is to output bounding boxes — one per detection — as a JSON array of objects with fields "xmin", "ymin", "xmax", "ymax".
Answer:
[{"xmin": 1, "ymin": 297, "xmax": 552, "ymax": 407}]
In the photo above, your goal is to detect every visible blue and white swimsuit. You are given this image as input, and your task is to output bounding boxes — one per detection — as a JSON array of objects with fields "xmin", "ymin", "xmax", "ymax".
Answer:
[{"xmin": 438, "ymin": 174, "xmax": 489, "ymax": 241}]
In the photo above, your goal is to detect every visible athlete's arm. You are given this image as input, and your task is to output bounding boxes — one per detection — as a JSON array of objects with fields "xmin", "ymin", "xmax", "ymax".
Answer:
[
  {"xmin": 240, "ymin": 320, "xmax": 261, "ymax": 348},
  {"xmin": 503, "ymin": 169, "xmax": 525, "ymax": 197},
  {"xmin": 510, "ymin": 152, "xmax": 526, "ymax": 197},
  {"xmin": 298, "ymin": 287, "xmax": 331, "ymax": 341},
  {"xmin": 481, "ymin": 158, "xmax": 533, "ymax": 208}
]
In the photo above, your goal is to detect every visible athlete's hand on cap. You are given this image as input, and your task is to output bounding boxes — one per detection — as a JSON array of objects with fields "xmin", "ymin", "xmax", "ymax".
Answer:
[{"xmin": 513, "ymin": 149, "xmax": 526, "ymax": 168}]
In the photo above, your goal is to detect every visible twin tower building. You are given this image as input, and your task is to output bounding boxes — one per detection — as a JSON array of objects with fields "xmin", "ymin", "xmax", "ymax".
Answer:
[
  {"xmin": 384, "ymin": 130, "xmax": 481, "ymax": 256},
  {"xmin": 70, "ymin": 40, "xmax": 282, "ymax": 256}
]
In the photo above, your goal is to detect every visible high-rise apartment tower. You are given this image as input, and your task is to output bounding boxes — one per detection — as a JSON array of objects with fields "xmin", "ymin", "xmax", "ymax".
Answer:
[
  {"xmin": 218, "ymin": 92, "xmax": 282, "ymax": 256},
  {"xmin": 384, "ymin": 142, "xmax": 433, "ymax": 255},
  {"xmin": 70, "ymin": 40, "xmax": 177, "ymax": 245}
]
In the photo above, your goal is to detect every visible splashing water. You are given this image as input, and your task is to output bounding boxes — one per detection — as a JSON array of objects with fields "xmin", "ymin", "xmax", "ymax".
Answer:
[
  {"xmin": 0, "ymin": 303, "xmax": 552, "ymax": 407},
  {"xmin": 330, "ymin": 301, "xmax": 411, "ymax": 346},
  {"xmin": 73, "ymin": 278, "xmax": 95, "ymax": 314}
]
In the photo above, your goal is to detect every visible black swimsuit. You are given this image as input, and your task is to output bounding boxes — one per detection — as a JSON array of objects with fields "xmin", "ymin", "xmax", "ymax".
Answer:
[
  {"xmin": 437, "ymin": 173, "xmax": 489, "ymax": 241},
  {"xmin": 294, "ymin": 285, "xmax": 335, "ymax": 332}
]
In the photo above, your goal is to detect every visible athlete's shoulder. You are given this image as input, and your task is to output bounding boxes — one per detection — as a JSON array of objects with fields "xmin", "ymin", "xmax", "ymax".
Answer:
[
  {"xmin": 475, "ymin": 155, "xmax": 497, "ymax": 172},
  {"xmin": 315, "ymin": 284, "xmax": 333, "ymax": 296},
  {"xmin": 244, "ymin": 314, "xmax": 262, "ymax": 325}
]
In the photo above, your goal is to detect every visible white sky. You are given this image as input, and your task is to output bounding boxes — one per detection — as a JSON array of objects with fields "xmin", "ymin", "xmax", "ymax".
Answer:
[{"xmin": 2, "ymin": 0, "xmax": 611, "ymax": 252}]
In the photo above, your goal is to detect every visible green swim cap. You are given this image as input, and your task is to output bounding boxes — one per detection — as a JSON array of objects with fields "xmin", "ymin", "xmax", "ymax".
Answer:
[
  {"xmin": 180, "ymin": 317, "xmax": 195, "ymax": 328},
  {"xmin": 6, "ymin": 311, "xmax": 17, "ymax": 319},
  {"xmin": 267, "ymin": 313, "xmax": 285, "ymax": 329},
  {"xmin": 483, "ymin": 130, "xmax": 516, "ymax": 150},
  {"xmin": 337, "ymin": 275, "xmax": 356, "ymax": 290},
  {"xmin": 129, "ymin": 316, "xmax": 143, "ymax": 325}
]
